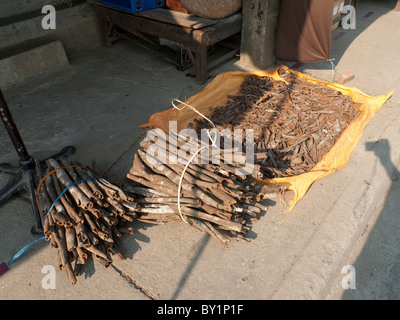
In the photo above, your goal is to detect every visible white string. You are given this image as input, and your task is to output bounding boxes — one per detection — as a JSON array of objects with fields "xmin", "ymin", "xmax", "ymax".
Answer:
[
  {"xmin": 171, "ymin": 99, "xmax": 217, "ymax": 224},
  {"xmin": 328, "ymin": 58, "xmax": 340, "ymax": 81},
  {"xmin": 328, "ymin": 58, "xmax": 351, "ymax": 82}
]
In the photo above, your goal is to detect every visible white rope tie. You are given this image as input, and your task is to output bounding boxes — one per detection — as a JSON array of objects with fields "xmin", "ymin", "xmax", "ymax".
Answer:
[{"xmin": 171, "ymin": 98, "xmax": 217, "ymax": 224}]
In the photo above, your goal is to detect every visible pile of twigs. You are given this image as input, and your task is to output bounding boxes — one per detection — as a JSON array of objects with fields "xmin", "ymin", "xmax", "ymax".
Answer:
[
  {"xmin": 126, "ymin": 130, "xmax": 283, "ymax": 247},
  {"xmin": 36, "ymin": 157, "xmax": 138, "ymax": 285},
  {"xmin": 195, "ymin": 70, "xmax": 362, "ymax": 178},
  {"xmin": 35, "ymin": 69, "xmax": 361, "ymax": 284}
]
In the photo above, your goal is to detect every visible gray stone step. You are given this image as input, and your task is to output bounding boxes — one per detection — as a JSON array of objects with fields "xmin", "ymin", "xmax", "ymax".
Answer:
[
  {"xmin": 0, "ymin": 1, "xmax": 100, "ymax": 55},
  {"xmin": 0, "ymin": 38, "xmax": 69, "ymax": 89}
]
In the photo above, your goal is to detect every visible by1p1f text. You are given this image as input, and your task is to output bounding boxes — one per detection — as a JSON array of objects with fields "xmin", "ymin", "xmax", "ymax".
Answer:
[{"xmin": 157, "ymin": 303, "xmax": 244, "ymax": 317}]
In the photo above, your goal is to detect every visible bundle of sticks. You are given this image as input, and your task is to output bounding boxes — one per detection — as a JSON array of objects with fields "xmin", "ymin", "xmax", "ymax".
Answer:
[
  {"xmin": 194, "ymin": 69, "xmax": 362, "ymax": 178},
  {"xmin": 126, "ymin": 129, "xmax": 285, "ymax": 247},
  {"xmin": 35, "ymin": 157, "xmax": 138, "ymax": 285}
]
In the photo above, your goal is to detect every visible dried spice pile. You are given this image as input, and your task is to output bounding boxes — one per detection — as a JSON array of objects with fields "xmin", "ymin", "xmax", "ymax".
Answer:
[
  {"xmin": 195, "ymin": 70, "xmax": 362, "ymax": 178},
  {"xmin": 126, "ymin": 130, "xmax": 283, "ymax": 247},
  {"xmin": 36, "ymin": 155, "xmax": 281, "ymax": 285},
  {"xmin": 36, "ymin": 158, "xmax": 139, "ymax": 285}
]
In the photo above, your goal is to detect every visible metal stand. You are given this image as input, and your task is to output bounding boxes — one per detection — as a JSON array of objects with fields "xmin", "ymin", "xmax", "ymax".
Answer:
[{"xmin": 0, "ymin": 89, "xmax": 75, "ymax": 235}]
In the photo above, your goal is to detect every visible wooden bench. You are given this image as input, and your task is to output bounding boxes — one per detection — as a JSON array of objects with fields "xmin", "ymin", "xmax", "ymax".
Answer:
[{"xmin": 87, "ymin": 0, "xmax": 242, "ymax": 84}]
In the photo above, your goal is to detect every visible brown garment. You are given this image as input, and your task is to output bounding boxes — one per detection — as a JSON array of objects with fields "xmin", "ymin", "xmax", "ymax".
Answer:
[{"xmin": 275, "ymin": 0, "xmax": 334, "ymax": 62}]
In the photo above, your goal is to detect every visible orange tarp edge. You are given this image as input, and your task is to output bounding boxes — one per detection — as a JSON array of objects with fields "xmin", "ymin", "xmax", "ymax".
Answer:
[{"xmin": 140, "ymin": 66, "xmax": 394, "ymax": 212}]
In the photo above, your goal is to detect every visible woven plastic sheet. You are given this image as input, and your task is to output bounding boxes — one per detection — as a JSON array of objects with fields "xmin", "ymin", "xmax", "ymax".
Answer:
[{"xmin": 140, "ymin": 66, "xmax": 393, "ymax": 212}]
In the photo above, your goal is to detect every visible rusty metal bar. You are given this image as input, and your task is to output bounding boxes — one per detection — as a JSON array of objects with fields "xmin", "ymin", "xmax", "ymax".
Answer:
[
  {"xmin": 0, "ymin": 88, "xmax": 76, "ymax": 235},
  {"xmin": 0, "ymin": 89, "xmax": 31, "ymax": 162}
]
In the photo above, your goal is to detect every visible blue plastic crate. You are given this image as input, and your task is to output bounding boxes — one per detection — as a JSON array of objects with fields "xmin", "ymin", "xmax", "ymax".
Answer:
[{"xmin": 102, "ymin": 0, "xmax": 165, "ymax": 13}]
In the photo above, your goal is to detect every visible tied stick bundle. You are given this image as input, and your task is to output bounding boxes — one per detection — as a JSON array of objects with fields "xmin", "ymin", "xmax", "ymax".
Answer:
[
  {"xmin": 126, "ymin": 129, "xmax": 285, "ymax": 247},
  {"xmin": 194, "ymin": 69, "xmax": 362, "ymax": 178},
  {"xmin": 35, "ymin": 157, "xmax": 138, "ymax": 285}
]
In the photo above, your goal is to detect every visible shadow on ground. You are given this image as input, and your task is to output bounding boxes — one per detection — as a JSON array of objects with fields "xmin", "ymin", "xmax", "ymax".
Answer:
[{"xmin": 341, "ymin": 138, "xmax": 400, "ymax": 299}]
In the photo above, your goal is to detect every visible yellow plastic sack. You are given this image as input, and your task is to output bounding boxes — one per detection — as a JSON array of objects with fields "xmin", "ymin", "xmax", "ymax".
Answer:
[{"xmin": 141, "ymin": 66, "xmax": 394, "ymax": 212}]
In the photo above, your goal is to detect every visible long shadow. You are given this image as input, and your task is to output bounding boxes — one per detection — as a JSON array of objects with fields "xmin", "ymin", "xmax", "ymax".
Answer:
[
  {"xmin": 342, "ymin": 138, "xmax": 400, "ymax": 299},
  {"xmin": 170, "ymin": 233, "xmax": 210, "ymax": 300}
]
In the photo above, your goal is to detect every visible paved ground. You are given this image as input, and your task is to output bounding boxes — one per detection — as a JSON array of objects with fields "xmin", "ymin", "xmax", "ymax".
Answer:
[
  {"xmin": 0, "ymin": 0, "xmax": 399, "ymax": 300},
  {"xmin": 327, "ymin": 160, "xmax": 400, "ymax": 300}
]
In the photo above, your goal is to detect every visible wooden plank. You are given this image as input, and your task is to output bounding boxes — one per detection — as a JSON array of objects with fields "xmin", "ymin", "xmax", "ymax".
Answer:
[
  {"xmin": 94, "ymin": 5, "xmax": 197, "ymax": 47},
  {"xmin": 135, "ymin": 8, "xmax": 217, "ymax": 29},
  {"xmin": 87, "ymin": 1, "xmax": 217, "ymax": 29},
  {"xmin": 203, "ymin": 12, "xmax": 242, "ymax": 46},
  {"xmin": 206, "ymin": 48, "xmax": 240, "ymax": 71},
  {"xmin": 193, "ymin": 30, "xmax": 208, "ymax": 84}
]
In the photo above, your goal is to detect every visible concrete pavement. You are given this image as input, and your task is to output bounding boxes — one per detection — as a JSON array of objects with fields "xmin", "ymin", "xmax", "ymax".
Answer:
[
  {"xmin": 1, "ymin": 0, "xmax": 399, "ymax": 300},
  {"xmin": 327, "ymin": 137, "xmax": 400, "ymax": 299}
]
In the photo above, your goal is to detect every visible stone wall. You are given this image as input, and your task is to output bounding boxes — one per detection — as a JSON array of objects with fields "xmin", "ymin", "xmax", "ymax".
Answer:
[{"xmin": 0, "ymin": 0, "xmax": 102, "ymax": 88}]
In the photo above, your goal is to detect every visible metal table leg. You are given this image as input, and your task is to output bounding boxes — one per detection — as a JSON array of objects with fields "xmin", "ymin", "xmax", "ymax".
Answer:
[{"xmin": 0, "ymin": 89, "xmax": 75, "ymax": 235}]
